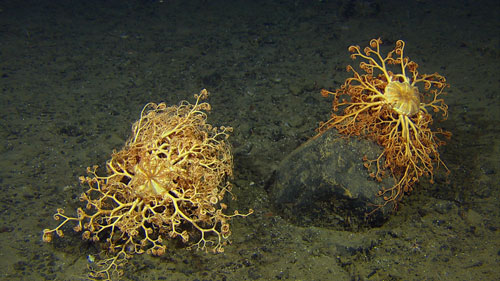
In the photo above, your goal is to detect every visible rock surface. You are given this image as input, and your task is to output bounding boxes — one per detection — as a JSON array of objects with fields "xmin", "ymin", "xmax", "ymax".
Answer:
[{"xmin": 269, "ymin": 129, "xmax": 394, "ymax": 230}]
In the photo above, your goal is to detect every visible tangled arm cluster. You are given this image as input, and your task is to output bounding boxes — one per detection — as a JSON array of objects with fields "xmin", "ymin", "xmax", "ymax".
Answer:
[{"xmin": 43, "ymin": 89, "xmax": 252, "ymax": 279}]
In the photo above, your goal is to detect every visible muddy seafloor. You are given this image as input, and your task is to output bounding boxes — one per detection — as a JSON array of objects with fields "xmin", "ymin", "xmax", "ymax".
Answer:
[{"xmin": 0, "ymin": 0, "xmax": 498, "ymax": 280}]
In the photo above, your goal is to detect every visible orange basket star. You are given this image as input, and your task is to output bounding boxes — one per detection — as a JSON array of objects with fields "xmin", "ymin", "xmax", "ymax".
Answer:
[
  {"xmin": 318, "ymin": 38, "xmax": 451, "ymax": 212},
  {"xmin": 43, "ymin": 89, "xmax": 253, "ymax": 280}
]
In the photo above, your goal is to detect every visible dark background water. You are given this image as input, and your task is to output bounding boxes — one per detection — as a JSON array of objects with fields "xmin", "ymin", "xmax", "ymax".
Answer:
[{"xmin": 0, "ymin": 0, "xmax": 498, "ymax": 280}]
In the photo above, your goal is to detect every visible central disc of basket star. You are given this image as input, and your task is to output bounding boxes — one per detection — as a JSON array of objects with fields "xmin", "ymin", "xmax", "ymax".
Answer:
[{"xmin": 384, "ymin": 80, "xmax": 420, "ymax": 116}]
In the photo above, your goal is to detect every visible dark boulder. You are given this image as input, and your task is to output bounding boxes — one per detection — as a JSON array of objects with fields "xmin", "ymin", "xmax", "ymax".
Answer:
[{"xmin": 268, "ymin": 129, "xmax": 394, "ymax": 230}]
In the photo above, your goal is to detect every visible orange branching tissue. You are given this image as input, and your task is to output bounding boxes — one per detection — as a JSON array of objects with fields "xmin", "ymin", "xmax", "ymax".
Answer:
[
  {"xmin": 318, "ymin": 38, "xmax": 451, "ymax": 212},
  {"xmin": 43, "ymin": 89, "xmax": 253, "ymax": 280}
]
